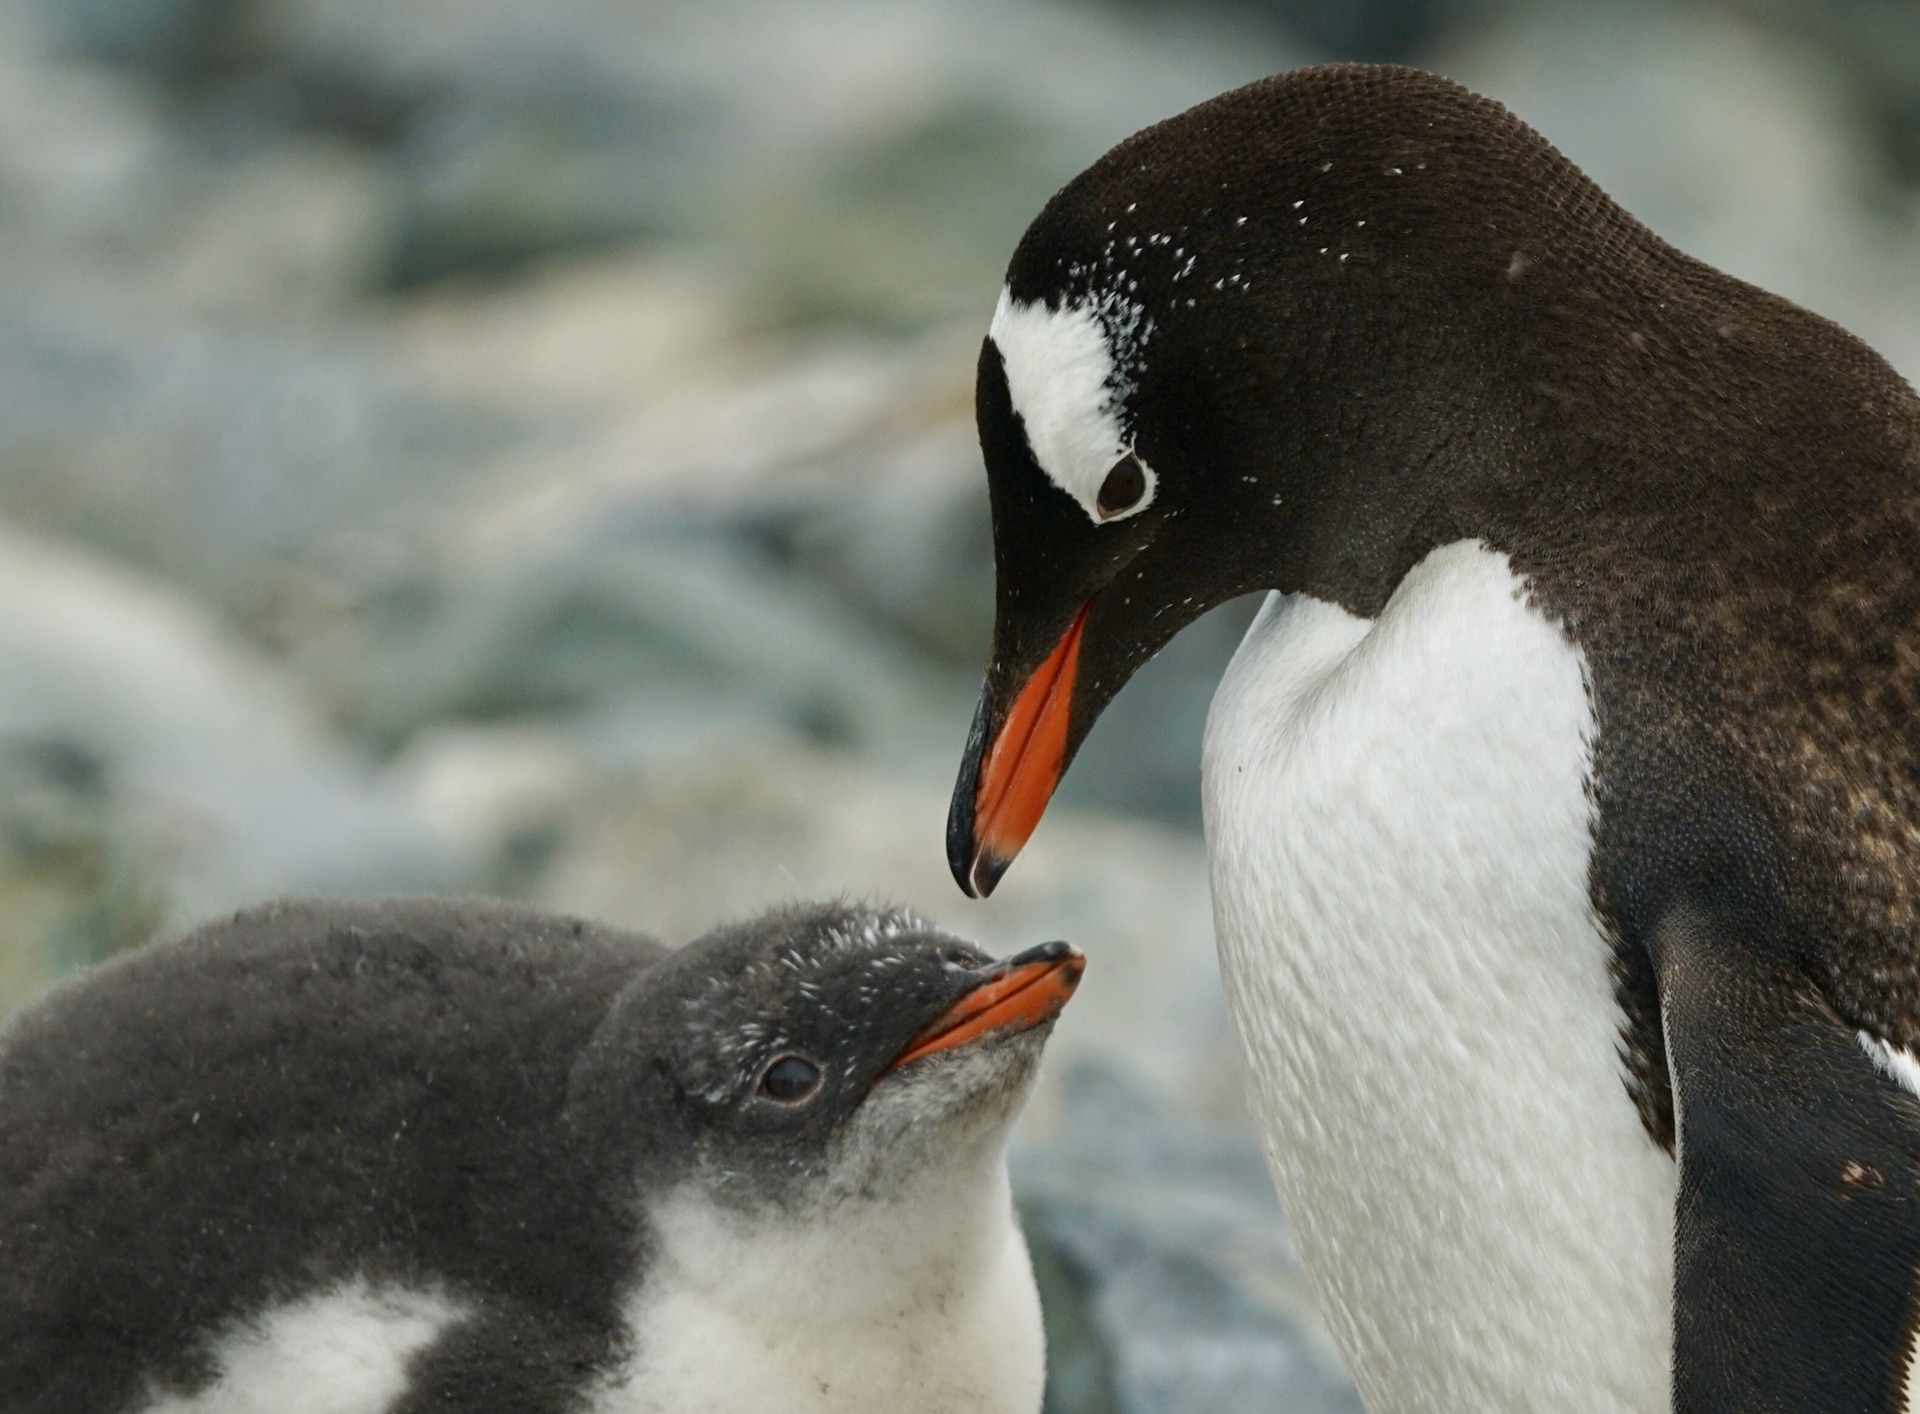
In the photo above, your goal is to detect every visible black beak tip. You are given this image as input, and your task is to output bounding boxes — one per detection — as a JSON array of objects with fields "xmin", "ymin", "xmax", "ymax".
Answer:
[
  {"xmin": 968, "ymin": 849, "xmax": 1012, "ymax": 899},
  {"xmin": 948, "ymin": 689, "xmax": 991, "ymax": 897},
  {"xmin": 946, "ymin": 796, "xmax": 984, "ymax": 897},
  {"xmin": 947, "ymin": 832, "xmax": 1010, "ymax": 900},
  {"xmin": 947, "ymin": 831, "xmax": 976, "ymax": 897},
  {"xmin": 1005, "ymin": 939, "xmax": 1079, "ymax": 968}
]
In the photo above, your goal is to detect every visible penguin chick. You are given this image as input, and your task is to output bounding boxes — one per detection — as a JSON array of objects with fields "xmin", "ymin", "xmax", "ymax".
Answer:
[{"xmin": 0, "ymin": 896, "xmax": 1082, "ymax": 1414}]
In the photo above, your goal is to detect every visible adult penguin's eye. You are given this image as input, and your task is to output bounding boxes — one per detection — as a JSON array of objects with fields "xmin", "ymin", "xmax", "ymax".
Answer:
[
  {"xmin": 760, "ymin": 1055, "xmax": 823, "ymax": 1104},
  {"xmin": 1096, "ymin": 454, "xmax": 1149, "ymax": 519}
]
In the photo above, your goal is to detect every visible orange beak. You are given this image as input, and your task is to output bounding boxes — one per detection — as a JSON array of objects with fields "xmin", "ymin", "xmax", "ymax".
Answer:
[
  {"xmin": 890, "ymin": 941, "xmax": 1084, "ymax": 1069},
  {"xmin": 956, "ymin": 605, "xmax": 1088, "ymax": 897}
]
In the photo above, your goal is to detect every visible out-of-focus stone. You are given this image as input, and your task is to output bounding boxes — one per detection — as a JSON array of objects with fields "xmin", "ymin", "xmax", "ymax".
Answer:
[
  {"xmin": 0, "ymin": 519, "xmax": 460, "ymax": 1015},
  {"xmin": 380, "ymin": 79, "xmax": 701, "ymax": 290},
  {"xmin": 1227, "ymin": 0, "xmax": 1454, "ymax": 62},
  {"xmin": 344, "ymin": 525, "xmax": 953, "ymax": 759},
  {"xmin": 146, "ymin": 138, "xmax": 394, "ymax": 321},
  {"xmin": 0, "ymin": 301, "xmax": 515, "ymax": 619},
  {"xmin": 440, "ymin": 331, "xmax": 968, "ymax": 571},
  {"xmin": 0, "ymin": 737, "xmax": 168, "ymax": 1019},
  {"xmin": 0, "ymin": 18, "xmax": 174, "ymax": 249},
  {"xmin": 779, "ymin": 418, "xmax": 992, "ymax": 664},
  {"xmin": 28, "ymin": 0, "xmax": 260, "ymax": 83},
  {"xmin": 386, "ymin": 252, "xmax": 742, "ymax": 416},
  {"xmin": 1729, "ymin": 0, "xmax": 1920, "ymax": 186},
  {"xmin": 384, "ymin": 721, "xmax": 587, "ymax": 888},
  {"xmin": 720, "ymin": 100, "xmax": 1082, "ymax": 332}
]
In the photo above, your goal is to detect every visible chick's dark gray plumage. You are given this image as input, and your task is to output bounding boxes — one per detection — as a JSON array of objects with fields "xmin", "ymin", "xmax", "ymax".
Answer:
[{"xmin": 0, "ymin": 897, "xmax": 663, "ymax": 1413}]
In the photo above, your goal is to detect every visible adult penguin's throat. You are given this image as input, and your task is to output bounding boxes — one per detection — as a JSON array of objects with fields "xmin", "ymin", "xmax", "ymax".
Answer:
[{"xmin": 950, "ymin": 605, "xmax": 1088, "ymax": 897}]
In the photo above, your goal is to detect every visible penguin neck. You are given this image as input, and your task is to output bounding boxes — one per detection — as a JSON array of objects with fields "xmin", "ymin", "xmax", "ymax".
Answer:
[
  {"xmin": 1236, "ymin": 218, "xmax": 1681, "ymax": 620},
  {"xmin": 644, "ymin": 1132, "xmax": 1021, "ymax": 1327},
  {"xmin": 598, "ymin": 1140, "xmax": 1044, "ymax": 1413}
]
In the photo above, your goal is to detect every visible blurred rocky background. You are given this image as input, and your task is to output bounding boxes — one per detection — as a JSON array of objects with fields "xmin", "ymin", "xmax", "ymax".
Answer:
[{"xmin": 2, "ymin": 0, "xmax": 1919, "ymax": 1406}]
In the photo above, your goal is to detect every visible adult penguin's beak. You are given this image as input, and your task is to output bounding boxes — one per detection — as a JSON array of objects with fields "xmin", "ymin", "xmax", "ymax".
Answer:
[{"xmin": 947, "ymin": 605, "xmax": 1088, "ymax": 898}]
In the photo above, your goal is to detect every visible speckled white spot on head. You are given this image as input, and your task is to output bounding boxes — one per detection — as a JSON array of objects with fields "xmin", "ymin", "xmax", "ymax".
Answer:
[
  {"xmin": 987, "ymin": 285, "xmax": 1156, "ymax": 525},
  {"xmin": 141, "ymin": 1279, "xmax": 466, "ymax": 1414}
]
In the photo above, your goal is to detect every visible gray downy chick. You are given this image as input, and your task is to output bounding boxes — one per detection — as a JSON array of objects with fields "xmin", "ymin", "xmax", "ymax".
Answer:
[{"xmin": 0, "ymin": 896, "xmax": 1083, "ymax": 1414}]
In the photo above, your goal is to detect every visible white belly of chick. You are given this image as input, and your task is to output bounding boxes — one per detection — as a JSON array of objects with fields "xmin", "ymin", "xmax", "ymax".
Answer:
[
  {"xmin": 590, "ymin": 1174, "xmax": 1045, "ymax": 1414},
  {"xmin": 1202, "ymin": 539, "xmax": 1675, "ymax": 1414}
]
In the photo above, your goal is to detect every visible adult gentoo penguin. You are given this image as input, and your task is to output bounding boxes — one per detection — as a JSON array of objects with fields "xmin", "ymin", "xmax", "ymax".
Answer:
[
  {"xmin": 0, "ymin": 896, "xmax": 1082, "ymax": 1414},
  {"xmin": 947, "ymin": 62, "xmax": 1920, "ymax": 1414}
]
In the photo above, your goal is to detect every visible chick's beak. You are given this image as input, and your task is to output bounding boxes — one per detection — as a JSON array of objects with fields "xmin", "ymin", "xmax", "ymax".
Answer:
[{"xmin": 890, "ymin": 941, "xmax": 1084, "ymax": 1069}]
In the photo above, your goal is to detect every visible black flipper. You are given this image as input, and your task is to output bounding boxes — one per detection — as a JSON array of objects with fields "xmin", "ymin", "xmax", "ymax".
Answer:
[{"xmin": 1655, "ymin": 905, "xmax": 1920, "ymax": 1413}]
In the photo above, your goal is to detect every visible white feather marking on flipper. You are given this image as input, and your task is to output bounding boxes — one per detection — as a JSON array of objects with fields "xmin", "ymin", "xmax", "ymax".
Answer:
[
  {"xmin": 1859, "ymin": 1032, "xmax": 1920, "ymax": 1099},
  {"xmin": 140, "ymin": 1279, "xmax": 465, "ymax": 1414},
  {"xmin": 1857, "ymin": 1034, "xmax": 1920, "ymax": 1413}
]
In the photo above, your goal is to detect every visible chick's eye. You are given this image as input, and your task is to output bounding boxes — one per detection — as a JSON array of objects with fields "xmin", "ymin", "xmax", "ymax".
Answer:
[
  {"xmin": 1096, "ymin": 454, "xmax": 1148, "ymax": 519},
  {"xmin": 760, "ymin": 1055, "xmax": 822, "ymax": 1103}
]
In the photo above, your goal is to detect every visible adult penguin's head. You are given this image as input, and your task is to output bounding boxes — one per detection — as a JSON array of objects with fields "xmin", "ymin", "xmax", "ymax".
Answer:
[{"xmin": 947, "ymin": 63, "xmax": 1629, "ymax": 895}]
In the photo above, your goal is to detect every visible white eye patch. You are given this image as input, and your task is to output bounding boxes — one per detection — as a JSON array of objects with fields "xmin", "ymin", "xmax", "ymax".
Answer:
[{"xmin": 987, "ymin": 287, "xmax": 1157, "ymax": 524}]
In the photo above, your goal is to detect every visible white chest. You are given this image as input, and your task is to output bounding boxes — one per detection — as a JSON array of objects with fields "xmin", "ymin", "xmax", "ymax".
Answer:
[
  {"xmin": 1201, "ymin": 540, "xmax": 1676, "ymax": 1414},
  {"xmin": 590, "ymin": 1173, "xmax": 1045, "ymax": 1414}
]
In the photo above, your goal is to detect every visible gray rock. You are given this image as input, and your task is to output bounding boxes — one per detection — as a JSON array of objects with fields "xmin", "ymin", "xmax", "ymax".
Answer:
[
  {"xmin": 345, "ymin": 520, "xmax": 952, "ymax": 761},
  {"xmin": 768, "ymin": 416, "xmax": 994, "ymax": 666},
  {"xmin": 1127, "ymin": 0, "xmax": 1465, "ymax": 63},
  {"xmin": 0, "ymin": 299, "xmax": 517, "ymax": 620},
  {"xmin": 268, "ymin": 0, "xmax": 1296, "ymax": 308},
  {"xmin": 0, "ymin": 735, "xmax": 168, "ymax": 1013},
  {"xmin": 720, "ymin": 98, "xmax": 1089, "ymax": 332},
  {"xmin": 380, "ymin": 64, "xmax": 709, "ymax": 290},
  {"xmin": 29, "ymin": 0, "xmax": 254, "ymax": 82},
  {"xmin": 0, "ymin": 521, "xmax": 462, "ymax": 1016},
  {"xmin": 1730, "ymin": 0, "xmax": 1920, "ymax": 185}
]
